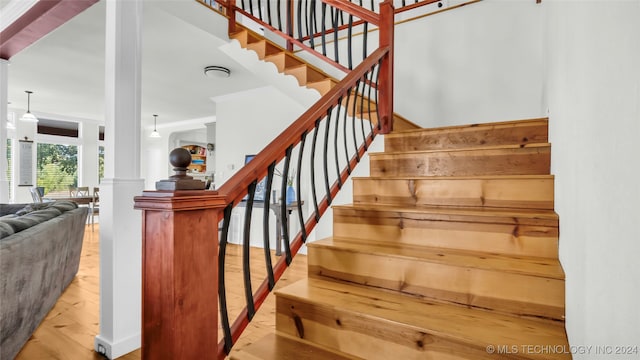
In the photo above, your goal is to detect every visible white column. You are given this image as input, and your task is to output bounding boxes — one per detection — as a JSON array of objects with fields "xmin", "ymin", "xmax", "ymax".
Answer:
[
  {"xmin": 79, "ymin": 121, "xmax": 99, "ymax": 189},
  {"xmin": 0, "ymin": 59, "xmax": 8, "ymax": 203},
  {"xmin": 95, "ymin": 1, "xmax": 144, "ymax": 359}
]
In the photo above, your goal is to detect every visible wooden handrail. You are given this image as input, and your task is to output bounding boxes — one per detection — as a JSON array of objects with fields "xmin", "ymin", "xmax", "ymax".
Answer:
[{"xmin": 215, "ymin": 46, "xmax": 390, "ymax": 210}]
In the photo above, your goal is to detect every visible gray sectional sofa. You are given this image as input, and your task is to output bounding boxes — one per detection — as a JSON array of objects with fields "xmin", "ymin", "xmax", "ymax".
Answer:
[{"xmin": 0, "ymin": 201, "xmax": 88, "ymax": 360}]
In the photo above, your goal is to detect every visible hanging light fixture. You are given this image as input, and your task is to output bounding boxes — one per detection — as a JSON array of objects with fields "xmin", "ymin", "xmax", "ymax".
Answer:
[
  {"xmin": 149, "ymin": 114, "xmax": 161, "ymax": 138},
  {"xmin": 20, "ymin": 90, "xmax": 38, "ymax": 123}
]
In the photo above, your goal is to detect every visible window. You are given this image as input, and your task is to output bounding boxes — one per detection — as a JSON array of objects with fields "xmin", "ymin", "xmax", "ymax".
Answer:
[
  {"xmin": 98, "ymin": 145, "xmax": 104, "ymax": 183},
  {"xmin": 36, "ymin": 143, "xmax": 78, "ymax": 195},
  {"xmin": 5, "ymin": 139, "xmax": 11, "ymax": 202}
]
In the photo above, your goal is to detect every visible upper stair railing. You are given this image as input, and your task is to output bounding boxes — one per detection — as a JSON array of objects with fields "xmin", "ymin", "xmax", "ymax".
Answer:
[
  {"xmin": 199, "ymin": 0, "xmax": 446, "ymax": 73},
  {"xmin": 136, "ymin": 1, "xmax": 397, "ymax": 359}
]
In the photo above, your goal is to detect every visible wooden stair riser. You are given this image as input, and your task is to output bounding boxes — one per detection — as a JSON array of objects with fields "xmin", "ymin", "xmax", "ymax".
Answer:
[
  {"xmin": 284, "ymin": 64, "xmax": 327, "ymax": 87},
  {"xmin": 333, "ymin": 207, "xmax": 559, "ymax": 258},
  {"xmin": 276, "ymin": 297, "xmax": 501, "ymax": 360},
  {"xmin": 307, "ymin": 244, "xmax": 565, "ymax": 320},
  {"xmin": 384, "ymin": 118, "xmax": 548, "ymax": 152},
  {"xmin": 306, "ymin": 78, "xmax": 337, "ymax": 96},
  {"xmin": 353, "ymin": 176, "xmax": 554, "ymax": 210},
  {"xmin": 370, "ymin": 144, "xmax": 551, "ymax": 177},
  {"xmin": 246, "ymin": 40, "xmax": 282, "ymax": 60}
]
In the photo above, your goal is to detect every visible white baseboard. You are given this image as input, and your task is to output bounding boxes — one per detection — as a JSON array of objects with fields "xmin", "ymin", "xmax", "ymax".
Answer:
[{"xmin": 95, "ymin": 333, "xmax": 140, "ymax": 359}]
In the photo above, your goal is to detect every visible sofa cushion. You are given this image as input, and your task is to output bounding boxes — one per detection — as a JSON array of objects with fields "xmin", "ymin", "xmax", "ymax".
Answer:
[
  {"xmin": 0, "ymin": 217, "xmax": 40, "ymax": 233},
  {"xmin": 20, "ymin": 208, "xmax": 63, "ymax": 223},
  {"xmin": 49, "ymin": 201, "xmax": 78, "ymax": 213},
  {"xmin": 14, "ymin": 203, "xmax": 53, "ymax": 216},
  {"xmin": 0, "ymin": 222, "xmax": 14, "ymax": 238}
]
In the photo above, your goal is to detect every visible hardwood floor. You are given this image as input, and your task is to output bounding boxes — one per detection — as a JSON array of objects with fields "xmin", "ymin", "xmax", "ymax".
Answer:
[{"xmin": 15, "ymin": 225, "xmax": 307, "ymax": 359}]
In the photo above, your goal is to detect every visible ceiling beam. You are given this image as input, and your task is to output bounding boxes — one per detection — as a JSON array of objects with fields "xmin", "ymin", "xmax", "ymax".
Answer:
[{"xmin": 0, "ymin": 0, "xmax": 99, "ymax": 60}]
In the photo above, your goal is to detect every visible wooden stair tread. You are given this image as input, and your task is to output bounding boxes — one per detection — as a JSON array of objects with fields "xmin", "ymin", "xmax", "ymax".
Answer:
[
  {"xmin": 309, "ymin": 237, "xmax": 564, "ymax": 279},
  {"xmin": 276, "ymin": 278, "xmax": 570, "ymax": 360},
  {"xmin": 371, "ymin": 142, "xmax": 550, "ymax": 157},
  {"xmin": 352, "ymin": 174, "xmax": 553, "ymax": 181},
  {"xmin": 333, "ymin": 203, "xmax": 558, "ymax": 223},
  {"xmin": 230, "ymin": 333, "xmax": 362, "ymax": 360},
  {"xmin": 385, "ymin": 117, "xmax": 547, "ymax": 137}
]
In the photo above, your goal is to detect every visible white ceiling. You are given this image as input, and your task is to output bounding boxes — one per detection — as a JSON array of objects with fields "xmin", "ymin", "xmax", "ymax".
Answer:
[{"xmin": 5, "ymin": 0, "xmax": 266, "ymax": 128}]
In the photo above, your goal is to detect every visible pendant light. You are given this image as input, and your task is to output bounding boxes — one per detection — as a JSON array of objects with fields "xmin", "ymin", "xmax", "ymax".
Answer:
[
  {"xmin": 149, "ymin": 114, "xmax": 161, "ymax": 138},
  {"xmin": 20, "ymin": 90, "xmax": 38, "ymax": 123}
]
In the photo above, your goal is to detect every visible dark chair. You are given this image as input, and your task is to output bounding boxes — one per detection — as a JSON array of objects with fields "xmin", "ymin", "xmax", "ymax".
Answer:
[
  {"xmin": 91, "ymin": 187, "xmax": 99, "ymax": 230},
  {"xmin": 29, "ymin": 187, "xmax": 43, "ymax": 203}
]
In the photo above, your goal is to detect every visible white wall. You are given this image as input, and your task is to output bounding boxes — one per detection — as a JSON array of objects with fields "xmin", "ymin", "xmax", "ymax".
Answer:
[
  {"xmin": 215, "ymin": 86, "xmax": 308, "ymax": 184},
  {"xmin": 545, "ymin": 1, "xmax": 640, "ymax": 357},
  {"xmin": 394, "ymin": 0, "xmax": 546, "ymax": 127}
]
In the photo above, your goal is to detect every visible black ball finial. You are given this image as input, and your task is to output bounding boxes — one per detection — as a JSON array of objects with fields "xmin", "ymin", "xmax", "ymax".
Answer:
[{"xmin": 169, "ymin": 148, "xmax": 192, "ymax": 169}]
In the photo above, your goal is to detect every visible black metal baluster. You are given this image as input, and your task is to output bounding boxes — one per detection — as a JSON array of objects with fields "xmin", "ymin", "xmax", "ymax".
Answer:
[
  {"xmin": 351, "ymin": 81, "xmax": 361, "ymax": 162},
  {"xmin": 280, "ymin": 146, "xmax": 293, "ymax": 265},
  {"xmin": 363, "ymin": 22, "xmax": 369, "ymax": 61},
  {"xmin": 218, "ymin": 204, "xmax": 233, "ymax": 354},
  {"xmin": 277, "ymin": 0, "xmax": 282, "ymax": 32},
  {"xmin": 257, "ymin": 0, "xmax": 262, "ymax": 21},
  {"xmin": 243, "ymin": 181, "xmax": 257, "ymax": 320},
  {"xmin": 347, "ymin": 14, "xmax": 353, "ymax": 70},
  {"xmin": 309, "ymin": 0, "xmax": 316, "ymax": 49},
  {"xmin": 266, "ymin": 0, "xmax": 272, "ymax": 26},
  {"xmin": 263, "ymin": 163, "xmax": 276, "ymax": 290},
  {"xmin": 241, "ymin": 0, "xmax": 246, "ymax": 11},
  {"xmin": 310, "ymin": 119, "xmax": 321, "ymax": 221},
  {"xmin": 333, "ymin": 96, "xmax": 343, "ymax": 188},
  {"xmin": 303, "ymin": 0, "xmax": 309, "ymax": 43},
  {"xmin": 343, "ymin": 89, "xmax": 352, "ymax": 174},
  {"xmin": 332, "ymin": 7, "xmax": 339, "ymax": 64},
  {"xmin": 367, "ymin": 66, "xmax": 375, "ymax": 133},
  {"xmin": 402, "ymin": 0, "xmax": 406, "ymax": 7},
  {"xmin": 323, "ymin": 108, "xmax": 332, "ymax": 205},
  {"xmin": 297, "ymin": 0, "xmax": 303, "ymax": 41},
  {"xmin": 321, "ymin": 3, "xmax": 327, "ymax": 56},
  {"xmin": 375, "ymin": 59, "xmax": 382, "ymax": 131},
  {"xmin": 358, "ymin": 74, "xmax": 368, "ymax": 150},
  {"xmin": 296, "ymin": 131, "xmax": 308, "ymax": 242},
  {"xmin": 248, "ymin": 0, "xmax": 253, "ymax": 16}
]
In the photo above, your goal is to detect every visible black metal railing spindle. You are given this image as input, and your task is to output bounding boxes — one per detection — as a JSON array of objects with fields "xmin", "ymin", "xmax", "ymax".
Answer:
[
  {"xmin": 280, "ymin": 146, "xmax": 293, "ymax": 265},
  {"xmin": 347, "ymin": 14, "xmax": 353, "ymax": 69},
  {"xmin": 243, "ymin": 181, "xmax": 257, "ymax": 320},
  {"xmin": 342, "ymin": 89, "xmax": 352, "ymax": 174},
  {"xmin": 358, "ymin": 75, "xmax": 368, "ymax": 150},
  {"xmin": 333, "ymin": 96, "xmax": 343, "ymax": 188},
  {"xmin": 332, "ymin": 8, "xmax": 340, "ymax": 64},
  {"xmin": 321, "ymin": 3, "xmax": 327, "ymax": 56},
  {"xmin": 309, "ymin": 0, "xmax": 316, "ymax": 49},
  {"xmin": 218, "ymin": 204, "xmax": 234, "ymax": 354},
  {"xmin": 323, "ymin": 107, "xmax": 333, "ymax": 205},
  {"xmin": 263, "ymin": 163, "xmax": 276, "ymax": 290},
  {"xmin": 351, "ymin": 81, "xmax": 361, "ymax": 162},
  {"xmin": 296, "ymin": 131, "xmax": 308, "ymax": 242},
  {"xmin": 297, "ymin": 0, "xmax": 303, "ymax": 41},
  {"xmin": 310, "ymin": 119, "xmax": 321, "ymax": 221}
]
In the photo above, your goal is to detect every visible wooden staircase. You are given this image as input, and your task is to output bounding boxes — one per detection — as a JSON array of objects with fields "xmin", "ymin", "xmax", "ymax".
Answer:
[
  {"xmin": 230, "ymin": 117, "xmax": 570, "ymax": 359},
  {"xmin": 229, "ymin": 27, "xmax": 419, "ymax": 132}
]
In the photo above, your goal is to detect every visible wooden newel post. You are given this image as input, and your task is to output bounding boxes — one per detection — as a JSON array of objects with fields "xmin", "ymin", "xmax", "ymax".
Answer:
[
  {"xmin": 228, "ymin": 0, "xmax": 237, "ymax": 35},
  {"xmin": 378, "ymin": 0, "xmax": 395, "ymax": 134},
  {"xmin": 134, "ymin": 149, "xmax": 225, "ymax": 359}
]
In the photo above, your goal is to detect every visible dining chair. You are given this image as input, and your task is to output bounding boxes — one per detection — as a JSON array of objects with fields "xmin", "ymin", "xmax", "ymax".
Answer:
[
  {"xmin": 30, "ymin": 187, "xmax": 43, "ymax": 203},
  {"xmin": 69, "ymin": 186, "xmax": 90, "ymax": 197},
  {"xmin": 91, "ymin": 187, "xmax": 99, "ymax": 230}
]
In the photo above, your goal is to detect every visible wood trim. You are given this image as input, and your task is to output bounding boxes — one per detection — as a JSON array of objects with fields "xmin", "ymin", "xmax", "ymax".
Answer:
[
  {"xmin": 0, "ymin": 0, "xmax": 99, "ymax": 60},
  {"xmin": 135, "ymin": 192, "xmax": 225, "ymax": 360}
]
